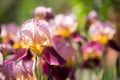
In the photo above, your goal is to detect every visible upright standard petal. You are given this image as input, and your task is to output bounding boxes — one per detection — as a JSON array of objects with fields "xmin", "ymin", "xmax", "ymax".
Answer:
[
  {"xmin": 54, "ymin": 14, "xmax": 77, "ymax": 37},
  {"xmin": 20, "ymin": 19, "xmax": 51, "ymax": 47},
  {"xmin": 89, "ymin": 21, "xmax": 116, "ymax": 45}
]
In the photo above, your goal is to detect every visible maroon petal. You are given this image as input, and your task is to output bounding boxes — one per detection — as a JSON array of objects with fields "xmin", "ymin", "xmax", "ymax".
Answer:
[
  {"xmin": 107, "ymin": 40, "xmax": 120, "ymax": 51},
  {"xmin": 5, "ymin": 48, "xmax": 28, "ymax": 63},
  {"xmin": 53, "ymin": 66, "xmax": 76, "ymax": 80},
  {"xmin": 72, "ymin": 32, "xmax": 87, "ymax": 43},
  {"xmin": 81, "ymin": 41, "xmax": 103, "ymax": 52},
  {"xmin": 22, "ymin": 49, "xmax": 35, "ymax": 60},
  {"xmin": 42, "ymin": 47, "xmax": 66, "ymax": 67},
  {"xmin": 42, "ymin": 61, "xmax": 51, "ymax": 75},
  {"xmin": 51, "ymin": 35, "xmax": 76, "ymax": 63},
  {"xmin": 42, "ymin": 60, "xmax": 76, "ymax": 80}
]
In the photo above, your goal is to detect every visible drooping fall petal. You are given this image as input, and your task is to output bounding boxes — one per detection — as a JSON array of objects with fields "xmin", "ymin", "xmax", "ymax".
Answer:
[
  {"xmin": 51, "ymin": 35, "xmax": 76, "ymax": 65},
  {"xmin": 42, "ymin": 47, "xmax": 66, "ymax": 67},
  {"xmin": 5, "ymin": 48, "xmax": 28, "ymax": 63},
  {"xmin": 42, "ymin": 61, "xmax": 76, "ymax": 80}
]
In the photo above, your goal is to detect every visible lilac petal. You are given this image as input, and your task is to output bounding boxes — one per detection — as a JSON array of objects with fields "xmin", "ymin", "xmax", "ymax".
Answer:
[
  {"xmin": 4, "ymin": 61, "xmax": 33, "ymax": 78},
  {"xmin": 0, "ymin": 65, "xmax": 10, "ymax": 80},
  {"xmin": 34, "ymin": 19, "xmax": 51, "ymax": 39},
  {"xmin": 42, "ymin": 47, "xmax": 66, "ymax": 67},
  {"xmin": 34, "ymin": 6, "xmax": 54, "ymax": 20},
  {"xmin": 54, "ymin": 13, "xmax": 78, "ymax": 33},
  {"xmin": 0, "ymin": 43, "xmax": 15, "ymax": 54},
  {"xmin": 22, "ymin": 59, "xmax": 34, "ymax": 76},
  {"xmin": 20, "ymin": 19, "xmax": 51, "ymax": 46},
  {"xmin": 89, "ymin": 21, "xmax": 103, "ymax": 37},
  {"xmin": 81, "ymin": 41, "xmax": 103, "ymax": 52},
  {"xmin": 5, "ymin": 48, "xmax": 28, "ymax": 63},
  {"xmin": 3, "ymin": 62, "xmax": 22, "ymax": 79},
  {"xmin": 87, "ymin": 10, "xmax": 99, "ymax": 21}
]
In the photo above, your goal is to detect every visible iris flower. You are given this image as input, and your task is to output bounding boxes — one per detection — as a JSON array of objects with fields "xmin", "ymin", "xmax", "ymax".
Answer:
[
  {"xmin": 53, "ymin": 13, "xmax": 77, "ymax": 38},
  {"xmin": 3, "ymin": 48, "xmax": 35, "ymax": 80},
  {"xmin": 85, "ymin": 10, "xmax": 99, "ymax": 32},
  {"xmin": 0, "ymin": 23, "xmax": 19, "ymax": 44},
  {"xmin": 89, "ymin": 21, "xmax": 116, "ymax": 45},
  {"xmin": 81, "ymin": 41, "xmax": 103, "ymax": 68},
  {"xmin": 34, "ymin": 6, "xmax": 54, "ymax": 21},
  {"xmin": 42, "ymin": 35, "xmax": 76, "ymax": 80},
  {"xmin": 0, "ymin": 23, "xmax": 20, "ymax": 58},
  {"xmin": 20, "ymin": 18, "xmax": 51, "ymax": 55}
]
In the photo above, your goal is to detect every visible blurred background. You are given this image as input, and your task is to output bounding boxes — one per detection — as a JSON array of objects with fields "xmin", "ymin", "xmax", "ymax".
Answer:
[
  {"xmin": 0, "ymin": 0, "xmax": 120, "ymax": 44},
  {"xmin": 0, "ymin": 0, "xmax": 120, "ymax": 26},
  {"xmin": 0, "ymin": 0, "xmax": 120, "ymax": 80}
]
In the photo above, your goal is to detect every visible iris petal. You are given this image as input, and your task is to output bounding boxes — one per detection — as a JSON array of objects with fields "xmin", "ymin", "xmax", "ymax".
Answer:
[{"xmin": 42, "ymin": 47, "xmax": 66, "ymax": 67}]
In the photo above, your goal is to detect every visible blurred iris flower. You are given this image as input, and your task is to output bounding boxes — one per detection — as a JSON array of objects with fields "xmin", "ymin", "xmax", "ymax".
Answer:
[
  {"xmin": 34, "ymin": 6, "xmax": 54, "ymax": 21},
  {"xmin": 53, "ymin": 13, "xmax": 77, "ymax": 38},
  {"xmin": 81, "ymin": 41, "xmax": 103, "ymax": 68},
  {"xmin": 89, "ymin": 21, "xmax": 116, "ymax": 45},
  {"xmin": 0, "ymin": 23, "xmax": 20, "ymax": 44}
]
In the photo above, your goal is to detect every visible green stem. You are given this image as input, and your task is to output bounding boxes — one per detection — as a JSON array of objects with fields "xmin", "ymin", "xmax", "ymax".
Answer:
[{"xmin": 35, "ymin": 56, "xmax": 43, "ymax": 80}]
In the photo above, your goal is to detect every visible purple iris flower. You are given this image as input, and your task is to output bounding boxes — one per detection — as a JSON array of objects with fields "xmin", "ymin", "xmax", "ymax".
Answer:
[
  {"xmin": 42, "ymin": 35, "xmax": 76, "ymax": 80},
  {"xmin": 2, "ymin": 48, "xmax": 35, "ymax": 79},
  {"xmin": 81, "ymin": 41, "xmax": 103, "ymax": 68}
]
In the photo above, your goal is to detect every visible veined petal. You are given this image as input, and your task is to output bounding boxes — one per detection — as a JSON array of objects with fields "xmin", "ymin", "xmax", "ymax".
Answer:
[
  {"xmin": 20, "ymin": 19, "xmax": 51, "ymax": 47},
  {"xmin": 22, "ymin": 59, "xmax": 34, "ymax": 76},
  {"xmin": 3, "ymin": 62, "xmax": 22, "ymax": 79}
]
